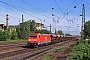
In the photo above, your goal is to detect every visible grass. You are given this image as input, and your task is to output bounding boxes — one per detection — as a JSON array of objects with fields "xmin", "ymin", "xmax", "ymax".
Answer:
[
  {"xmin": 41, "ymin": 56, "xmax": 50, "ymax": 60},
  {"xmin": 0, "ymin": 39, "xmax": 27, "ymax": 43},
  {"xmin": 41, "ymin": 47, "xmax": 66, "ymax": 60},
  {"xmin": 55, "ymin": 47, "xmax": 65, "ymax": 53}
]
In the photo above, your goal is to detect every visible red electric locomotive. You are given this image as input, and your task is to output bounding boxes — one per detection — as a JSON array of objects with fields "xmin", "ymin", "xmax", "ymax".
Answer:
[{"xmin": 27, "ymin": 33, "xmax": 51, "ymax": 47}]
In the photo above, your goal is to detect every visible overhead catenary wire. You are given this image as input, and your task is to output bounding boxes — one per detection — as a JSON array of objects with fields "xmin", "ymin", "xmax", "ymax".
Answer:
[
  {"xmin": 53, "ymin": 0, "xmax": 64, "ymax": 15},
  {"xmin": 64, "ymin": 0, "xmax": 76, "ymax": 14},
  {"xmin": 3, "ymin": 0, "xmax": 53, "ymax": 20},
  {"xmin": 0, "ymin": 12, "xmax": 21, "ymax": 21},
  {"xmin": 0, "ymin": 13, "xmax": 20, "ymax": 24},
  {"xmin": 20, "ymin": 0, "xmax": 61, "ymax": 19},
  {"xmin": 0, "ymin": 14, "xmax": 6, "ymax": 23},
  {"xmin": 20, "ymin": 0, "xmax": 70, "ymax": 26},
  {"xmin": 53, "ymin": 0, "xmax": 79, "ymax": 29},
  {"xmin": 0, "ymin": 1, "xmax": 53, "ymax": 25},
  {"xmin": 61, "ymin": 0, "xmax": 66, "ymax": 11},
  {"xmin": 0, "ymin": 13, "xmax": 8, "ymax": 24},
  {"xmin": 60, "ymin": 0, "xmax": 83, "ymax": 25},
  {"xmin": 86, "ymin": 2, "xmax": 90, "ymax": 8},
  {"xmin": 53, "ymin": 0, "xmax": 81, "ymax": 34},
  {"xmin": 68, "ymin": 0, "xmax": 83, "ymax": 14},
  {"xmin": 0, "ymin": 1, "xmax": 43, "ymax": 21},
  {"xmin": 53, "ymin": 0, "xmax": 70, "ymax": 23},
  {"xmin": 21, "ymin": 0, "xmax": 60, "ymax": 24},
  {"xmin": 86, "ymin": 6, "xmax": 90, "ymax": 12},
  {"xmin": 85, "ymin": 2, "xmax": 90, "ymax": 12},
  {"xmin": 53, "ymin": 0, "xmax": 78, "ymax": 32}
]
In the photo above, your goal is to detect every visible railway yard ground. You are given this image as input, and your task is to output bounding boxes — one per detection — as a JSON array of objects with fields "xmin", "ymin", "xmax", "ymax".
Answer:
[{"xmin": 0, "ymin": 39, "xmax": 78, "ymax": 60}]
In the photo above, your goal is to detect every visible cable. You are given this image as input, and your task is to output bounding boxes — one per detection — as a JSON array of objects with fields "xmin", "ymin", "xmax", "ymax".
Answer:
[
  {"xmin": 86, "ymin": 3, "xmax": 90, "ymax": 8},
  {"xmin": 53, "ymin": 0, "xmax": 64, "ymax": 15},
  {"xmin": 86, "ymin": 6, "xmax": 90, "ymax": 12},
  {"xmin": 0, "ymin": 1, "xmax": 53, "ymax": 25},
  {"xmin": 0, "ymin": 13, "xmax": 5, "ymax": 17},
  {"xmin": 60, "ymin": 0, "xmax": 83, "ymax": 24},
  {"xmin": 64, "ymin": 0, "xmax": 76, "ymax": 14},
  {"xmin": 20, "ymin": 0, "xmax": 66, "ymax": 25},
  {"xmin": 0, "ymin": 13, "xmax": 20, "ymax": 25},
  {"xmin": 0, "ymin": 12, "xmax": 21, "ymax": 20},
  {"xmin": 0, "ymin": 1, "xmax": 44, "ymax": 20},
  {"xmin": 0, "ymin": 14, "xmax": 6, "ymax": 24},
  {"xmin": 6, "ymin": 1, "xmax": 53, "ymax": 20},
  {"xmin": 68, "ymin": 0, "xmax": 83, "ymax": 14},
  {"xmin": 20, "ymin": 0, "xmax": 61, "ymax": 19},
  {"xmin": 53, "ymin": 0, "xmax": 70, "ymax": 23},
  {"xmin": 61, "ymin": 0, "xmax": 66, "ymax": 11},
  {"xmin": 86, "ymin": 2, "xmax": 90, "ymax": 12}
]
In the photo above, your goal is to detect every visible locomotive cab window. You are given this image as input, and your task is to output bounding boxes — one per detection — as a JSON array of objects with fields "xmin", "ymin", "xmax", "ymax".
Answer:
[
  {"xmin": 29, "ymin": 36, "xmax": 37, "ymax": 38},
  {"xmin": 60, "ymin": 36, "xmax": 61, "ymax": 38}
]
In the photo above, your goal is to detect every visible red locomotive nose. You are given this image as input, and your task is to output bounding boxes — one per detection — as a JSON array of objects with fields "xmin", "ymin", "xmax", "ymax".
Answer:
[{"xmin": 28, "ymin": 38, "xmax": 37, "ymax": 43}]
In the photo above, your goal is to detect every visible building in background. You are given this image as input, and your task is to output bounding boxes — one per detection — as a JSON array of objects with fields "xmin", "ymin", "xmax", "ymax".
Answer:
[
  {"xmin": 0, "ymin": 22, "xmax": 44, "ymax": 31},
  {"xmin": 0, "ymin": 24, "xmax": 4, "ymax": 31},
  {"xmin": 9, "ymin": 25, "xmax": 17, "ymax": 31},
  {"xmin": 35, "ymin": 23, "xmax": 44, "ymax": 30}
]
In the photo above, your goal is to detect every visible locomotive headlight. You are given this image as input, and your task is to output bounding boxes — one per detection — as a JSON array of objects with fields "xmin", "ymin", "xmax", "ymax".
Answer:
[
  {"xmin": 34, "ymin": 39, "xmax": 36, "ymax": 41},
  {"xmin": 28, "ymin": 39, "xmax": 31, "ymax": 41}
]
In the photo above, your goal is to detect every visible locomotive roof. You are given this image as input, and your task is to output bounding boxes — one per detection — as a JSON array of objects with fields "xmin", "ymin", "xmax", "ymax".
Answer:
[
  {"xmin": 41, "ymin": 34, "xmax": 50, "ymax": 36},
  {"xmin": 29, "ymin": 33, "xmax": 65, "ymax": 36},
  {"xmin": 29, "ymin": 33, "xmax": 50, "ymax": 36},
  {"xmin": 29, "ymin": 33, "xmax": 40, "ymax": 35}
]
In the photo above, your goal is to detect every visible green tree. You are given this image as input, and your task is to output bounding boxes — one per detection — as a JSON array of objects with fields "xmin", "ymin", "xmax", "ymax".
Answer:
[
  {"xmin": 16, "ymin": 25, "xmax": 22, "ymax": 39},
  {"xmin": 0, "ymin": 30, "xmax": 7, "ymax": 41},
  {"xmin": 30, "ymin": 20, "xmax": 36, "ymax": 32},
  {"xmin": 84, "ymin": 20, "xmax": 90, "ymax": 38},
  {"xmin": 66, "ymin": 33, "xmax": 71, "ymax": 36},
  {"xmin": 10, "ymin": 30, "xmax": 18, "ymax": 40},
  {"xmin": 38, "ymin": 29, "xmax": 52, "ymax": 34},
  {"xmin": 23, "ymin": 21, "xmax": 30, "ymax": 39},
  {"xmin": 16, "ymin": 20, "xmax": 36, "ymax": 39},
  {"xmin": 57, "ymin": 30, "xmax": 63, "ymax": 35},
  {"xmin": 5, "ymin": 28, "xmax": 11, "ymax": 39}
]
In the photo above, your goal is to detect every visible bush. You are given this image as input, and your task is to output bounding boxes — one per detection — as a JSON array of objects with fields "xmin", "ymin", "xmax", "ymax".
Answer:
[
  {"xmin": 10, "ymin": 30, "xmax": 18, "ymax": 40},
  {"xmin": 68, "ymin": 39, "xmax": 90, "ymax": 60},
  {"xmin": 0, "ymin": 30, "xmax": 7, "ymax": 41}
]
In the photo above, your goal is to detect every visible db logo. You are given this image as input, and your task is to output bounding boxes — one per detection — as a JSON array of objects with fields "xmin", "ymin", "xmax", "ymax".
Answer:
[{"xmin": 45, "ymin": 37, "xmax": 47, "ymax": 41}]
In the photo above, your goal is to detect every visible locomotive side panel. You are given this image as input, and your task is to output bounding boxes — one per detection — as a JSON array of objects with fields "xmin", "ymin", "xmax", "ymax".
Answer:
[{"xmin": 39, "ymin": 34, "xmax": 51, "ymax": 45}]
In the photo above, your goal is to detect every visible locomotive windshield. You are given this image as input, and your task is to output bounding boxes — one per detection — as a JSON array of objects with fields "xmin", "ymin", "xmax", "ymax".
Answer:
[{"xmin": 29, "ymin": 35, "xmax": 37, "ymax": 38}]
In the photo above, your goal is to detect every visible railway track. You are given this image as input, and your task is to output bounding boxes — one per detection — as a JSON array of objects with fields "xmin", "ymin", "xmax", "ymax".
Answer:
[
  {"xmin": 0, "ymin": 42, "xmax": 27, "ymax": 53},
  {"xmin": 0, "ymin": 39, "xmax": 77, "ymax": 60},
  {"xmin": 52, "ymin": 41, "xmax": 77, "ymax": 60},
  {"xmin": 0, "ymin": 42, "xmax": 27, "ymax": 47}
]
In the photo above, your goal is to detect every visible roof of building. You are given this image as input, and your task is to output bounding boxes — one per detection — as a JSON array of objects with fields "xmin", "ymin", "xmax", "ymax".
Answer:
[{"xmin": 0, "ymin": 24, "xmax": 4, "ymax": 26}]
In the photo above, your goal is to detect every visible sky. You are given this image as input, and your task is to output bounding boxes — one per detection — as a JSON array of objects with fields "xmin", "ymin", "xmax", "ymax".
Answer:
[{"xmin": 0, "ymin": 0, "xmax": 90, "ymax": 35}]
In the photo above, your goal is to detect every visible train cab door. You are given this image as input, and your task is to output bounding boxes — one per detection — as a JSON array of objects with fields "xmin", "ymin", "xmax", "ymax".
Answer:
[{"xmin": 38, "ymin": 34, "xmax": 41, "ymax": 43}]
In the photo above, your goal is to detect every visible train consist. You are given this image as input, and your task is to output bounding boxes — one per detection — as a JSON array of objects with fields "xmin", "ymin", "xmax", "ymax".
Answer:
[{"xmin": 27, "ymin": 33, "xmax": 76, "ymax": 47}]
